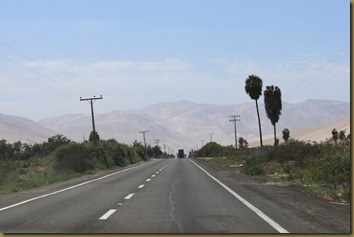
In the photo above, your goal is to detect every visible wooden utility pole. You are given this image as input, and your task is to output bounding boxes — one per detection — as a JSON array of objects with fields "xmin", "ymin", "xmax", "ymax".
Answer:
[
  {"xmin": 139, "ymin": 130, "xmax": 149, "ymax": 148},
  {"xmin": 154, "ymin": 139, "xmax": 160, "ymax": 148},
  {"xmin": 208, "ymin": 133, "xmax": 214, "ymax": 142},
  {"xmin": 163, "ymin": 144, "xmax": 167, "ymax": 153},
  {"xmin": 80, "ymin": 95, "xmax": 103, "ymax": 144},
  {"xmin": 229, "ymin": 115, "xmax": 240, "ymax": 149}
]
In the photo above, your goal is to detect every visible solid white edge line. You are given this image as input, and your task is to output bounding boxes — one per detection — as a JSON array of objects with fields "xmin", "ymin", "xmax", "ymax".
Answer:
[
  {"xmin": 0, "ymin": 161, "xmax": 154, "ymax": 212},
  {"xmin": 188, "ymin": 159, "xmax": 289, "ymax": 234},
  {"xmin": 99, "ymin": 209, "xmax": 117, "ymax": 220},
  {"xmin": 124, "ymin": 193, "xmax": 135, "ymax": 200}
]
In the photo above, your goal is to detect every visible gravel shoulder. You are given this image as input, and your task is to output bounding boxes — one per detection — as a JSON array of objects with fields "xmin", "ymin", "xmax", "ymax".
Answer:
[{"xmin": 192, "ymin": 157, "xmax": 351, "ymax": 233}]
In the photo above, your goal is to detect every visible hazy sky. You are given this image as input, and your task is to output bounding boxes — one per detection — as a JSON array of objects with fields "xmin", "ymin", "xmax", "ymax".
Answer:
[{"xmin": 0, "ymin": 0, "xmax": 350, "ymax": 120}]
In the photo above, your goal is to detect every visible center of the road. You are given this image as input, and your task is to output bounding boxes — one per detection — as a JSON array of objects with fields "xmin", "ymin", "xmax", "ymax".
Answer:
[{"xmin": 97, "ymin": 159, "xmax": 175, "ymax": 221}]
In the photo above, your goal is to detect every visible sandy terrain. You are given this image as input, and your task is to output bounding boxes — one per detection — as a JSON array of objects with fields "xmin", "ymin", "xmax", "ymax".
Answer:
[{"xmin": 248, "ymin": 115, "xmax": 350, "ymax": 147}]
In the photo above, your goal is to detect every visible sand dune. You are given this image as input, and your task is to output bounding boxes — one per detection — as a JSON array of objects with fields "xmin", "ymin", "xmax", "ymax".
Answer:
[{"xmin": 248, "ymin": 115, "xmax": 350, "ymax": 147}]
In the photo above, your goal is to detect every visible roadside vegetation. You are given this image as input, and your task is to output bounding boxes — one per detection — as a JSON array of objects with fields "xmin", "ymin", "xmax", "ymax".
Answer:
[
  {"xmin": 0, "ymin": 135, "xmax": 172, "ymax": 195},
  {"xmin": 190, "ymin": 133, "xmax": 351, "ymax": 203},
  {"xmin": 206, "ymin": 74, "xmax": 350, "ymax": 203}
]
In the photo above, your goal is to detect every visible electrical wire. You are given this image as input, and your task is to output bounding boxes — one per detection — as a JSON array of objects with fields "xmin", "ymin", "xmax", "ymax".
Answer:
[
  {"xmin": 284, "ymin": 43, "xmax": 350, "ymax": 101},
  {"xmin": 0, "ymin": 40, "xmax": 94, "ymax": 97},
  {"xmin": 0, "ymin": 40, "xmax": 112, "ymax": 112}
]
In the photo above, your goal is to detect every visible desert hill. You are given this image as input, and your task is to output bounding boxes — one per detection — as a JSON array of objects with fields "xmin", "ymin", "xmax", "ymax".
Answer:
[
  {"xmin": 248, "ymin": 115, "xmax": 350, "ymax": 147},
  {"xmin": 0, "ymin": 100, "xmax": 349, "ymax": 150},
  {"xmin": 38, "ymin": 99, "xmax": 350, "ymax": 151},
  {"xmin": 0, "ymin": 113, "xmax": 55, "ymax": 144}
]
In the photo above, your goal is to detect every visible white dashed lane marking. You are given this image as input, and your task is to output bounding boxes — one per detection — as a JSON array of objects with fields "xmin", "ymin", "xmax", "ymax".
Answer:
[
  {"xmin": 97, "ymin": 160, "xmax": 174, "ymax": 221},
  {"xmin": 124, "ymin": 193, "xmax": 135, "ymax": 200},
  {"xmin": 99, "ymin": 209, "xmax": 117, "ymax": 220}
]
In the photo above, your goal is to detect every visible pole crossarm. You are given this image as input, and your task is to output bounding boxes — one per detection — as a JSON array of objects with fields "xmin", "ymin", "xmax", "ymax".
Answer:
[{"xmin": 80, "ymin": 95, "xmax": 103, "ymax": 102}]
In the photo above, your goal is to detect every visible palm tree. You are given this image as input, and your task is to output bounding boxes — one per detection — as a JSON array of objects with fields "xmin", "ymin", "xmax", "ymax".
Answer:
[
  {"xmin": 264, "ymin": 85, "xmax": 282, "ymax": 145},
  {"xmin": 245, "ymin": 75, "xmax": 263, "ymax": 146},
  {"xmin": 282, "ymin": 128, "xmax": 290, "ymax": 144},
  {"xmin": 332, "ymin": 128, "xmax": 338, "ymax": 143}
]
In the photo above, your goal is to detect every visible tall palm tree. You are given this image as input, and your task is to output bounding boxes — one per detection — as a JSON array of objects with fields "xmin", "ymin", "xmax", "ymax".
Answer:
[
  {"xmin": 264, "ymin": 85, "xmax": 282, "ymax": 145},
  {"xmin": 245, "ymin": 75, "xmax": 263, "ymax": 146}
]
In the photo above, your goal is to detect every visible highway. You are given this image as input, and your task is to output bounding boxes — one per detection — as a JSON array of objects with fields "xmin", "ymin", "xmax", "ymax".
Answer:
[{"xmin": 0, "ymin": 158, "xmax": 350, "ymax": 233}]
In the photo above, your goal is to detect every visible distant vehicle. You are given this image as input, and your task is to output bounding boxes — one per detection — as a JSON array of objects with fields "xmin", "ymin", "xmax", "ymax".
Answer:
[{"xmin": 177, "ymin": 149, "xmax": 185, "ymax": 158}]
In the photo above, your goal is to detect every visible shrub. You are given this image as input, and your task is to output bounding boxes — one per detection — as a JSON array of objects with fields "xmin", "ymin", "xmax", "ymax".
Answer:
[
  {"xmin": 54, "ymin": 142, "xmax": 93, "ymax": 173},
  {"xmin": 0, "ymin": 160, "xmax": 16, "ymax": 185},
  {"xmin": 198, "ymin": 142, "xmax": 224, "ymax": 157},
  {"xmin": 314, "ymin": 142, "xmax": 350, "ymax": 188},
  {"xmin": 243, "ymin": 156, "xmax": 265, "ymax": 176},
  {"xmin": 132, "ymin": 141, "xmax": 148, "ymax": 160}
]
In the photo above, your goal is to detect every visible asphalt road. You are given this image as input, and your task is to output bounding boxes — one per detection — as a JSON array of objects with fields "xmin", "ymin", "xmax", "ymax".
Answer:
[{"xmin": 0, "ymin": 158, "xmax": 350, "ymax": 233}]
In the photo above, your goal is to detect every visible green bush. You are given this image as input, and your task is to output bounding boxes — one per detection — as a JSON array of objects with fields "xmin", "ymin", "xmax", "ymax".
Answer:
[
  {"xmin": 198, "ymin": 142, "xmax": 224, "ymax": 157},
  {"xmin": 132, "ymin": 142, "xmax": 148, "ymax": 160},
  {"xmin": 314, "ymin": 143, "xmax": 350, "ymax": 188},
  {"xmin": 0, "ymin": 160, "xmax": 16, "ymax": 185},
  {"xmin": 54, "ymin": 142, "xmax": 93, "ymax": 173},
  {"xmin": 243, "ymin": 157, "xmax": 265, "ymax": 176}
]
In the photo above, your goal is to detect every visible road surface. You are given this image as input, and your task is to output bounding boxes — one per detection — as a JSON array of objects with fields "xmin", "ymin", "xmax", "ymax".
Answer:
[{"xmin": 0, "ymin": 158, "xmax": 350, "ymax": 233}]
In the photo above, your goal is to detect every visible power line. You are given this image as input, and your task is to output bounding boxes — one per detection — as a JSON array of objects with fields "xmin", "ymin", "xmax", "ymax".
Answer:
[
  {"xmin": 0, "ymin": 40, "xmax": 115, "ymax": 114},
  {"xmin": 297, "ymin": 65, "xmax": 349, "ymax": 99},
  {"xmin": 0, "ymin": 41, "xmax": 91, "ymax": 94},
  {"xmin": 0, "ymin": 53, "xmax": 78, "ymax": 96},
  {"xmin": 284, "ymin": 43, "xmax": 349, "ymax": 101}
]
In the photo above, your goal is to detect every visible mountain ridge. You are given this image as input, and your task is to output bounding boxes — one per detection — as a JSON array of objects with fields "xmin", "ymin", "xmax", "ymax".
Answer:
[
  {"xmin": 37, "ymin": 99, "xmax": 350, "ymax": 150},
  {"xmin": 0, "ymin": 99, "xmax": 349, "ymax": 149}
]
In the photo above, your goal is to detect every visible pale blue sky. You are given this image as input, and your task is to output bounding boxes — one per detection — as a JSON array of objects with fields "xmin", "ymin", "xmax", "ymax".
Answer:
[{"xmin": 0, "ymin": 0, "xmax": 350, "ymax": 120}]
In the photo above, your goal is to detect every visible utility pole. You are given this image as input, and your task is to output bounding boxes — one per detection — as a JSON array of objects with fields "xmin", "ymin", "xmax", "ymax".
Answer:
[
  {"xmin": 139, "ymin": 130, "xmax": 149, "ymax": 148},
  {"xmin": 80, "ymin": 95, "xmax": 103, "ymax": 144},
  {"xmin": 201, "ymin": 140, "xmax": 204, "ymax": 147},
  {"xmin": 229, "ymin": 115, "xmax": 241, "ymax": 149},
  {"xmin": 154, "ymin": 139, "xmax": 160, "ymax": 148},
  {"xmin": 163, "ymin": 144, "xmax": 166, "ymax": 153},
  {"xmin": 208, "ymin": 133, "xmax": 214, "ymax": 142}
]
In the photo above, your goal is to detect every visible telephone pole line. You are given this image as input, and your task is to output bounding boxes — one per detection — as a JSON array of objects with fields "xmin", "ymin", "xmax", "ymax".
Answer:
[
  {"xmin": 229, "ymin": 115, "xmax": 240, "ymax": 149},
  {"xmin": 139, "ymin": 130, "xmax": 149, "ymax": 148},
  {"xmin": 80, "ymin": 95, "xmax": 103, "ymax": 144}
]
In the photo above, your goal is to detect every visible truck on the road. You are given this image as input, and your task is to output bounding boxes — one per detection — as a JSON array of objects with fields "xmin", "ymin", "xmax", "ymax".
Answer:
[{"xmin": 177, "ymin": 149, "xmax": 185, "ymax": 158}]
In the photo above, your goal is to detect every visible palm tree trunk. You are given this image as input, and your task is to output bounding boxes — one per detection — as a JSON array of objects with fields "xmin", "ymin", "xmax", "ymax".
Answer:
[
  {"xmin": 273, "ymin": 124, "xmax": 277, "ymax": 146},
  {"xmin": 255, "ymin": 99, "xmax": 263, "ymax": 146}
]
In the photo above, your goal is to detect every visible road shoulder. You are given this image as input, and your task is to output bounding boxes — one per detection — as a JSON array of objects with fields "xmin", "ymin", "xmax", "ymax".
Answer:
[{"xmin": 191, "ymin": 157, "xmax": 350, "ymax": 233}]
